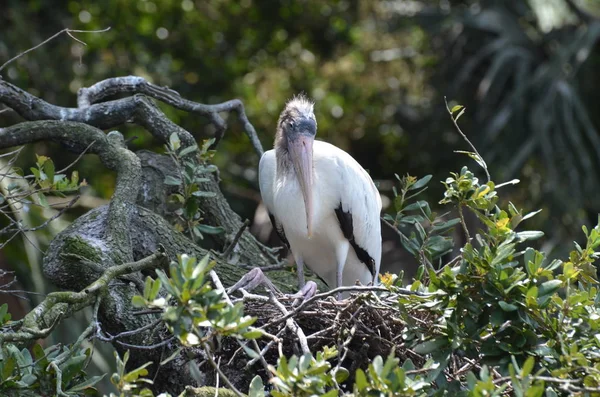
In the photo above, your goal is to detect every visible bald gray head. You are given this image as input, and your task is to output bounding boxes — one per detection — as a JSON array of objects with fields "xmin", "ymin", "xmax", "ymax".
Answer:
[
  {"xmin": 275, "ymin": 94, "xmax": 317, "ymax": 236},
  {"xmin": 275, "ymin": 94, "xmax": 317, "ymax": 152}
]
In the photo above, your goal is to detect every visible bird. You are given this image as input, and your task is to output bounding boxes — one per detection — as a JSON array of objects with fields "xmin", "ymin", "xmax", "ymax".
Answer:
[{"xmin": 258, "ymin": 94, "xmax": 382, "ymax": 298}]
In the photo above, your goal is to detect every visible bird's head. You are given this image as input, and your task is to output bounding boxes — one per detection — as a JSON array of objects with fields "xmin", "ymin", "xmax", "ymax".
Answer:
[{"xmin": 276, "ymin": 94, "xmax": 317, "ymax": 237}]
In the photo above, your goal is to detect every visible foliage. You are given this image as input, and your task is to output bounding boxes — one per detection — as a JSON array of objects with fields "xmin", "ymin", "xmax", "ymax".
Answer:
[
  {"xmin": 132, "ymin": 253, "xmax": 260, "ymax": 346},
  {"xmin": 384, "ymin": 173, "xmax": 459, "ymax": 279},
  {"xmin": 0, "ymin": 342, "xmax": 104, "ymax": 396},
  {"xmin": 261, "ymin": 348, "xmax": 339, "ymax": 397},
  {"xmin": 107, "ymin": 351, "xmax": 153, "ymax": 397},
  {"xmin": 163, "ymin": 134, "xmax": 225, "ymax": 242}
]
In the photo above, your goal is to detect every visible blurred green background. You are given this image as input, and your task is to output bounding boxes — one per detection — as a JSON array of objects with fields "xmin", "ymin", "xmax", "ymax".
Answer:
[{"xmin": 1, "ymin": 0, "xmax": 600, "ymax": 391}]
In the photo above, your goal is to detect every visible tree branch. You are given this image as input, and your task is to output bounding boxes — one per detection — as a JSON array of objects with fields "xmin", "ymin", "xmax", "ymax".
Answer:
[
  {"xmin": 0, "ymin": 27, "xmax": 111, "ymax": 74},
  {"xmin": 0, "ymin": 79, "xmax": 276, "ymax": 267},
  {"xmin": 0, "ymin": 248, "xmax": 168, "ymax": 344},
  {"xmin": 77, "ymin": 76, "xmax": 264, "ymax": 156}
]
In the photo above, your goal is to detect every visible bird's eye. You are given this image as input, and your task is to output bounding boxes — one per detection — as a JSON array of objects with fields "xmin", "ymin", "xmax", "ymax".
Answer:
[{"xmin": 288, "ymin": 121, "xmax": 295, "ymax": 128}]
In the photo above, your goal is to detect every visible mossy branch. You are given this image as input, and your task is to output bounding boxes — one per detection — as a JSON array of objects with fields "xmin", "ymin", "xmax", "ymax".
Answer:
[{"xmin": 0, "ymin": 248, "xmax": 168, "ymax": 344}]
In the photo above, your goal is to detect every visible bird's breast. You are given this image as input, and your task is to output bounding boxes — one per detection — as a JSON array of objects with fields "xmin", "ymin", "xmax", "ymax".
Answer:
[{"xmin": 273, "ymin": 169, "xmax": 339, "ymax": 239}]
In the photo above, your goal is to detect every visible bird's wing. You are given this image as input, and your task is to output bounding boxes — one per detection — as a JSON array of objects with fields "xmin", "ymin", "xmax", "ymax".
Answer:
[
  {"xmin": 317, "ymin": 142, "xmax": 383, "ymax": 280},
  {"xmin": 258, "ymin": 150, "xmax": 290, "ymax": 248}
]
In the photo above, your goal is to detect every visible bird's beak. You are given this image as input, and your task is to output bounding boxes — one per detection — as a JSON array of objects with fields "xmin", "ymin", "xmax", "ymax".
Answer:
[{"xmin": 289, "ymin": 134, "xmax": 314, "ymax": 237}]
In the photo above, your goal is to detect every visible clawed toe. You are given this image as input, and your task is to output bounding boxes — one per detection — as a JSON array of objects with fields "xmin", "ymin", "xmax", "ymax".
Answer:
[
  {"xmin": 285, "ymin": 281, "xmax": 318, "ymax": 306},
  {"xmin": 228, "ymin": 267, "xmax": 282, "ymax": 295}
]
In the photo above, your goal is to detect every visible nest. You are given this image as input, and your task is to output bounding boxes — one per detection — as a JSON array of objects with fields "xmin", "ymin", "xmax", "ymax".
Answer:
[{"xmin": 202, "ymin": 287, "xmax": 475, "ymax": 392}]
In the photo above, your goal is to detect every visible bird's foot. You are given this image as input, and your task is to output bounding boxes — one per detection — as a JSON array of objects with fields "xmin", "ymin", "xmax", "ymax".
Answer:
[
  {"xmin": 228, "ymin": 268, "xmax": 318, "ymax": 306},
  {"xmin": 228, "ymin": 267, "xmax": 282, "ymax": 295},
  {"xmin": 288, "ymin": 280, "xmax": 317, "ymax": 299},
  {"xmin": 280, "ymin": 281, "xmax": 317, "ymax": 307}
]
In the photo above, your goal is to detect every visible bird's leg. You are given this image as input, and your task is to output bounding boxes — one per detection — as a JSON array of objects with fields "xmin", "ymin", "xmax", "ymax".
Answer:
[
  {"xmin": 335, "ymin": 241, "xmax": 350, "ymax": 300},
  {"xmin": 294, "ymin": 255, "xmax": 306, "ymax": 289}
]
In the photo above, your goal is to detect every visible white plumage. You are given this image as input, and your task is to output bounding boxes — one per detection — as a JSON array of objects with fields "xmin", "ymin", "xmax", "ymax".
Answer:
[{"xmin": 258, "ymin": 96, "xmax": 382, "ymax": 293}]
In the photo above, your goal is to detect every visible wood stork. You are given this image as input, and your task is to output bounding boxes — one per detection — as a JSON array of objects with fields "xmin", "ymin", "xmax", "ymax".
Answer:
[{"xmin": 258, "ymin": 95, "xmax": 382, "ymax": 297}]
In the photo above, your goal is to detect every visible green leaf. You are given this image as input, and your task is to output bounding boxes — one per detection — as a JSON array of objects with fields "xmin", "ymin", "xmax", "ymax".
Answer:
[
  {"xmin": 160, "ymin": 347, "xmax": 182, "ymax": 366},
  {"xmin": 515, "ymin": 231, "xmax": 544, "ymax": 242},
  {"xmin": 169, "ymin": 132, "xmax": 181, "ymax": 151},
  {"xmin": 149, "ymin": 278, "xmax": 161, "ymax": 300},
  {"xmin": 37, "ymin": 193, "xmax": 49, "ymax": 208},
  {"xmin": 455, "ymin": 150, "xmax": 487, "ymax": 170},
  {"xmin": 195, "ymin": 224, "xmax": 225, "ymax": 235},
  {"xmin": 451, "ymin": 105, "xmax": 464, "ymax": 114},
  {"xmin": 241, "ymin": 344, "xmax": 260, "ymax": 359},
  {"xmin": 242, "ymin": 328, "xmax": 264, "ymax": 339},
  {"xmin": 66, "ymin": 374, "xmax": 106, "ymax": 392},
  {"xmin": 538, "ymin": 280, "xmax": 562, "ymax": 297},
  {"xmin": 122, "ymin": 361, "xmax": 153, "ymax": 383},
  {"xmin": 164, "ymin": 175, "xmax": 182, "ymax": 186},
  {"xmin": 333, "ymin": 367, "xmax": 349, "ymax": 383},
  {"xmin": 248, "ymin": 375, "xmax": 265, "ymax": 397},
  {"xmin": 413, "ymin": 338, "xmax": 449, "ymax": 354},
  {"xmin": 409, "ymin": 175, "xmax": 432, "ymax": 191},
  {"xmin": 521, "ymin": 356, "xmax": 534, "ymax": 377},
  {"xmin": 521, "ymin": 209, "xmax": 542, "ymax": 221},
  {"xmin": 0, "ymin": 303, "xmax": 8, "ymax": 321},
  {"xmin": 143, "ymin": 276, "xmax": 152, "ymax": 299},
  {"xmin": 498, "ymin": 301, "xmax": 518, "ymax": 312},
  {"xmin": 61, "ymin": 354, "xmax": 87, "ymax": 384},
  {"xmin": 131, "ymin": 295, "xmax": 146, "ymax": 308},
  {"xmin": 191, "ymin": 190, "xmax": 217, "ymax": 198},
  {"xmin": 2, "ymin": 356, "xmax": 16, "ymax": 380},
  {"xmin": 179, "ymin": 144, "xmax": 198, "ymax": 157},
  {"xmin": 371, "ymin": 355, "xmax": 383, "ymax": 375},
  {"xmin": 355, "ymin": 369, "xmax": 368, "ymax": 390},
  {"xmin": 430, "ymin": 218, "xmax": 460, "ymax": 234},
  {"xmin": 403, "ymin": 201, "xmax": 429, "ymax": 213},
  {"xmin": 44, "ymin": 159, "xmax": 55, "ymax": 184}
]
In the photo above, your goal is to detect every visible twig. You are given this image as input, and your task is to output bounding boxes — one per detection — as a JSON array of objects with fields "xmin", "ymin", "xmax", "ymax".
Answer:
[
  {"xmin": 264, "ymin": 285, "xmax": 430, "ymax": 329},
  {"xmin": 214, "ymin": 356, "xmax": 220, "ymax": 397},
  {"xmin": 56, "ymin": 141, "xmax": 96, "ymax": 174},
  {"xmin": 0, "ymin": 195, "xmax": 80, "ymax": 236},
  {"xmin": 96, "ymin": 318, "xmax": 163, "ymax": 342},
  {"xmin": 116, "ymin": 336, "xmax": 175, "ymax": 350},
  {"xmin": 133, "ymin": 309, "xmax": 163, "ymax": 316},
  {"xmin": 241, "ymin": 262, "xmax": 289, "ymax": 272},
  {"xmin": 268, "ymin": 291, "xmax": 310, "ymax": 354},
  {"xmin": 222, "ymin": 219, "xmax": 249, "ymax": 259},
  {"xmin": 457, "ymin": 205, "xmax": 471, "ymax": 242},
  {"xmin": 203, "ymin": 343, "xmax": 245, "ymax": 397},
  {"xmin": 0, "ymin": 27, "xmax": 111, "ymax": 74},
  {"xmin": 444, "ymin": 97, "xmax": 491, "ymax": 183},
  {"xmin": 381, "ymin": 216, "xmax": 421, "ymax": 255}
]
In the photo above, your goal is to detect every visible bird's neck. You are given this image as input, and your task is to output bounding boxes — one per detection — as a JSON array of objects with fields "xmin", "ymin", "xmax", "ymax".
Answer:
[{"xmin": 274, "ymin": 128, "xmax": 293, "ymax": 178}]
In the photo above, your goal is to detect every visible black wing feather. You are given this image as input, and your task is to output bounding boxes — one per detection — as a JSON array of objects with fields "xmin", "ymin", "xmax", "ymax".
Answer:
[
  {"xmin": 335, "ymin": 205, "xmax": 376, "ymax": 277},
  {"xmin": 268, "ymin": 213, "xmax": 290, "ymax": 249}
]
